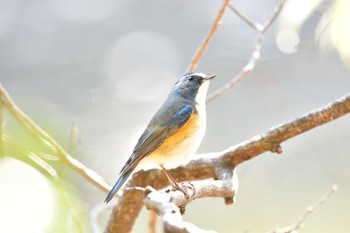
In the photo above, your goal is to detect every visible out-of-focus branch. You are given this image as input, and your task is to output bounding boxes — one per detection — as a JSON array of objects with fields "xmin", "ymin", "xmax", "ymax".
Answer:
[
  {"xmin": 0, "ymin": 83, "xmax": 111, "ymax": 193},
  {"xmin": 206, "ymin": 0, "xmax": 288, "ymax": 103},
  {"xmin": 266, "ymin": 185, "xmax": 338, "ymax": 233},
  {"xmin": 0, "ymin": 95, "xmax": 4, "ymax": 158},
  {"xmin": 149, "ymin": 210, "xmax": 157, "ymax": 233},
  {"xmin": 105, "ymin": 92, "xmax": 350, "ymax": 233},
  {"xmin": 187, "ymin": 0, "xmax": 230, "ymax": 72},
  {"xmin": 68, "ymin": 122, "xmax": 81, "ymax": 153},
  {"xmin": 228, "ymin": 3, "xmax": 260, "ymax": 30}
]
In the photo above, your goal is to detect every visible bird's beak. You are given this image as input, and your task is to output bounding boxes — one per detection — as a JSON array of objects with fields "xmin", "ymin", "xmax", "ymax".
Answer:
[{"xmin": 204, "ymin": 74, "xmax": 216, "ymax": 81}]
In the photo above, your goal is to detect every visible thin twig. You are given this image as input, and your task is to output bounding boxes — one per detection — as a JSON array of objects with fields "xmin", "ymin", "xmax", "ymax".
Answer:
[
  {"xmin": 68, "ymin": 122, "xmax": 81, "ymax": 152},
  {"xmin": 0, "ymin": 83, "xmax": 111, "ymax": 193},
  {"xmin": 267, "ymin": 184, "xmax": 338, "ymax": 233},
  {"xmin": 293, "ymin": 184, "xmax": 338, "ymax": 231},
  {"xmin": 206, "ymin": 0, "xmax": 288, "ymax": 103},
  {"xmin": 187, "ymin": 0, "xmax": 230, "ymax": 72},
  {"xmin": 228, "ymin": 3, "xmax": 261, "ymax": 30},
  {"xmin": 3, "ymin": 134, "xmax": 61, "ymax": 180}
]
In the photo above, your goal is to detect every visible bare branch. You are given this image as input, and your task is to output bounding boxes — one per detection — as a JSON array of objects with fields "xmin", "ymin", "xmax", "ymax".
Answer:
[
  {"xmin": 0, "ymin": 83, "xmax": 111, "ymax": 193},
  {"xmin": 105, "ymin": 93, "xmax": 350, "ymax": 232},
  {"xmin": 267, "ymin": 185, "xmax": 338, "ymax": 233},
  {"xmin": 90, "ymin": 202, "xmax": 115, "ymax": 233},
  {"xmin": 104, "ymin": 189, "xmax": 144, "ymax": 233},
  {"xmin": 143, "ymin": 169, "xmax": 238, "ymax": 232},
  {"xmin": 145, "ymin": 186, "xmax": 218, "ymax": 233},
  {"xmin": 187, "ymin": 0, "xmax": 230, "ymax": 72},
  {"xmin": 68, "ymin": 122, "xmax": 82, "ymax": 153},
  {"xmin": 149, "ymin": 211, "xmax": 157, "ymax": 233},
  {"xmin": 206, "ymin": 0, "xmax": 288, "ymax": 104},
  {"xmin": 293, "ymin": 184, "xmax": 338, "ymax": 231},
  {"xmin": 228, "ymin": 3, "xmax": 261, "ymax": 30}
]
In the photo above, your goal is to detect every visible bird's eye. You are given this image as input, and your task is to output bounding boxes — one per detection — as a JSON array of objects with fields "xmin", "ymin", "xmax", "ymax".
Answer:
[{"xmin": 188, "ymin": 76, "xmax": 194, "ymax": 81}]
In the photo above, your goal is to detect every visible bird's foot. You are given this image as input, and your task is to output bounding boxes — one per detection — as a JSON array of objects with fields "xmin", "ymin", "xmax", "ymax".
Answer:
[
  {"xmin": 169, "ymin": 181, "xmax": 195, "ymax": 200},
  {"xmin": 180, "ymin": 182, "xmax": 195, "ymax": 198}
]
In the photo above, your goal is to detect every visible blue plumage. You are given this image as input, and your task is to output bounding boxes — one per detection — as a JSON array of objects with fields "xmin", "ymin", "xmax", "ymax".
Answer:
[{"xmin": 105, "ymin": 72, "xmax": 215, "ymax": 203}]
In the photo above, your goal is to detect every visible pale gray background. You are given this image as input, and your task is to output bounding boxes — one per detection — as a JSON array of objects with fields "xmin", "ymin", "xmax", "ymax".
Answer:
[{"xmin": 1, "ymin": 0, "xmax": 349, "ymax": 232}]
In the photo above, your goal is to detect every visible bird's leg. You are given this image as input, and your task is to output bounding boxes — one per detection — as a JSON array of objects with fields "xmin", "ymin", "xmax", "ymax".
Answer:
[
  {"xmin": 159, "ymin": 164, "xmax": 181, "ymax": 190},
  {"xmin": 159, "ymin": 164, "xmax": 193, "ymax": 214}
]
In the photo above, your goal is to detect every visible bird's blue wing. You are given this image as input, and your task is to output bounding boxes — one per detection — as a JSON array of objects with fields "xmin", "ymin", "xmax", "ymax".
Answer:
[
  {"xmin": 105, "ymin": 101, "xmax": 194, "ymax": 202},
  {"xmin": 120, "ymin": 103, "xmax": 194, "ymax": 174},
  {"xmin": 161, "ymin": 104, "xmax": 193, "ymax": 128}
]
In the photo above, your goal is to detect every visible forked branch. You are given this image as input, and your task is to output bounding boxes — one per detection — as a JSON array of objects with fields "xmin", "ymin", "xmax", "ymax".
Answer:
[
  {"xmin": 105, "ymin": 92, "xmax": 350, "ymax": 232},
  {"xmin": 207, "ymin": 0, "xmax": 288, "ymax": 103}
]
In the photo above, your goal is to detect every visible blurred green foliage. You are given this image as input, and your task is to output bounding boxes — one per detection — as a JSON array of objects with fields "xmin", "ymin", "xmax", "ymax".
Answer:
[{"xmin": 1, "ymin": 88, "xmax": 90, "ymax": 233}]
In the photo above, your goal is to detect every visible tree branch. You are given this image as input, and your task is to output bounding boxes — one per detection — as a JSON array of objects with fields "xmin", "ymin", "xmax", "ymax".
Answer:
[
  {"xmin": 0, "ymin": 0, "xmax": 342, "ymax": 232},
  {"xmin": 105, "ymin": 92, "xmax": 350, "ymax": 232},
  {"xmin": 149, "ymin": 210, "xmax": 157, "ymax": 233},
  {"xmin": 266, "ymin": 185, "xmax": 338, "ymax": 233},
  {"xmin": 228, "ymin": 2, "xmax": 260, "ymax": 30},
  {"xmin": 143, "ymin": 170, "xmax": 238, "ymax": 233},
  {"xmin": 206, "ymin": 0, "xmax": 289, "ymax": 104},
  {"xmin": 187, "ymin": 0, "xmax": 230, "ymax": 72},
  {"xmin": 0, "ymin": 83, "xmax": 111, "ymax": 193},
  {"xmin": 144, "ymin": 186, "xmax": 219, "ymax": 233}
]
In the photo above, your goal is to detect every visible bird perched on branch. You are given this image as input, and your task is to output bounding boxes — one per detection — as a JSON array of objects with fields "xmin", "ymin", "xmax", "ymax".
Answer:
[{"xmin": 105, "ymin": 72, "xmax": 215, "ymax": 203}]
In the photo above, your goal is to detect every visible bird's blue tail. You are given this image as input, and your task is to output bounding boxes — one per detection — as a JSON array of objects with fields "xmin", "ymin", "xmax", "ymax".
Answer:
[{"xmin": 105, "ymin": 170, "xmax": 133, "ymax": 203}]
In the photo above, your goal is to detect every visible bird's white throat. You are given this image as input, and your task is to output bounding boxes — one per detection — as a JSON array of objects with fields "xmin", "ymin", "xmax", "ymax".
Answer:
[{"xmin": 195, "ymin": 81, "xmax": 210, "ymax": 106}]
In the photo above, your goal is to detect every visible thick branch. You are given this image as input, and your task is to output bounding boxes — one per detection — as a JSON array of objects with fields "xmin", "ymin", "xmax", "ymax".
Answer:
[
  {"xmin": 149, "ymin": 210, "xmax": 157, "ymax": 233},
  {"xmin": 105, "ymin": 93, "xmax": 350, "ymax": 232},
  {"xmin": 144, "ymin": 184, "xmax": 224, "ymax": 233},
  {"xmin": 143, "ymin": 169, "xmax": 238, "ymax": 232}
]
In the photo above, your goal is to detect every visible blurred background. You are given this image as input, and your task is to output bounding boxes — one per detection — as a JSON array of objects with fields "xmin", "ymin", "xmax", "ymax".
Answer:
[{"xmin": 0, "ymin": 0, "xmax": 349, "ymax": 232}]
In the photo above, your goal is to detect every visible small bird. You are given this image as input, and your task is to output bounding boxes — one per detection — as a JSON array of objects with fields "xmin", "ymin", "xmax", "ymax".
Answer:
[{"xmin": 105, "ymin": 72, "xmax": 215, "ymax": 203}]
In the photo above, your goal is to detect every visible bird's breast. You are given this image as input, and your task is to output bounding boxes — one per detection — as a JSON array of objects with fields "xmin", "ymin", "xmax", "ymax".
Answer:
[{"xmin": 142, "ymin": 104, "xmax": 206, "ymax": 169}]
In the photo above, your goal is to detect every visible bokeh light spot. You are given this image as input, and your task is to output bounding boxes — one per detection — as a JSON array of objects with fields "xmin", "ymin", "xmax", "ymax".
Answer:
[
  {"xmin": 0, "ymin": 158, "xmax": 55, "ymax": 233},
  {"xmin": 276, "ymin": 29, "xmax": 300, "ymax": 54}
]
